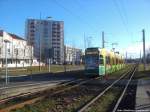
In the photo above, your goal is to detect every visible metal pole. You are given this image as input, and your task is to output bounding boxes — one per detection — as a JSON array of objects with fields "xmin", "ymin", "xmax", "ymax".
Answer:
[
  {"xmin": 30, "ymin": 44, "xmax": 33, "ymax": 76},
  {"xmin": 39, "ymin": 21, "xmax": 41, "ymax": 71},
  {"xmin": 126, "ymin": 52, "xmax": 127, "ymax": 63},
  {"xmin": 5, "ymin": 41, "xmax": 8, "ymax": 85},
  {"xmin": 84, "ymin": 33, "xmax": 86, "ymax": 49},
  {"xmin": 142, "ymin": 29, "xmax": 146, "ymax": 71},
  {"xmin": 102, "ymin": 31, "xmax": 106, "ymax": 75},
  {"xmin": 16, "ymin": 49, "xmax": 17, "ymax": 68},
  {"xmin": 49, "ymin": 58, "xmax": 50, "ymax": 72},
  {"xmin": 102, "ymin": 31, "xmax": 104, "ymax": 48},
  {"xmin": 39, "ymin": 38, "xmax": 41, "ymax": 71},
  {"xmin": 64, "ymin": 47, "xmax": 66, "ymax": 72},
  {"xmin": 140, "ymin": 50, "xmax": 141, "ymax": 63}
]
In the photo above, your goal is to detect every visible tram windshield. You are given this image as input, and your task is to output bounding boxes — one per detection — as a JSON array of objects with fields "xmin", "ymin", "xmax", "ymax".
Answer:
[{"xmin": 85, "ymin": 55, "xmax": 98, "ymax": 65}]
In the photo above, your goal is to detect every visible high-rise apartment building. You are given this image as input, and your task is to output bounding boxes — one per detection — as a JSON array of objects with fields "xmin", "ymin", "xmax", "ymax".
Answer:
[{"xmin": 25, "ymin": 19, "xmax": 64, "ymax": 64}]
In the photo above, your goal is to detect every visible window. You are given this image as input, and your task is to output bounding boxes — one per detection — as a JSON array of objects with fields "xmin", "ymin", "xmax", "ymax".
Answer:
[
  {"xmin": 113, "ymin": 58, "xmax": 116, "ymax": 65},
  {"xmin": 106, "ymin": 56, "xmax": 110, "ymax": 64},
  {"xmin": 8, "ymin": 49, "xmax": 10, "ymax": 54},
  {"xmin": 30, "ymin": 30, "xmax": 35, "ymax": 32},
  {"xmin": 30, "ymin": 25, "xmax": 35, "ymax": 28},
  {"xmin": 52, "ymin": 39, "xmax": 56, "ymax": 41},
  {"xmin": 116, "ymin": 58, "xmax": 117, "ymax": 64},
  {"xmin": 30, "ymin": 37, "xmax": 34, "ymax": 41},
  {"xmin": 52, "ymin": 28, "xmax": 57, "ymax": 30},
  {"xmin": 57, "ymin": 51, "xmax": 60, "ymax": 56},
  {"xmin": 112, "ymin": 58, "xmax": 115, "ymax": 65},
  {"xmin": 44, "ymin": 21, "xmax": 48, "ymax": 25},
  {"xmin": 30, "ymin": 33, "xmax": 34, "ymax": 37},
  {"xmin": 30, "ymin": 22, "xmax": 34, "ymax": 24},
  {"xmin": 14, "ymin": 48, "xmax": 18, "ymax": 55},
  {"xmin": 99, "ymin": 55, "xmax": 104, "ymax": 65}
]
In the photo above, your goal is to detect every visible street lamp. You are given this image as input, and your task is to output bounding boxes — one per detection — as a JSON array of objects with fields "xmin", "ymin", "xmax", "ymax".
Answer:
[
  {"xmin": 4, "ymin": 40, "xmax": 10, "ymax": 85},
  {"xmin": 0, "ymin": 46, "xmax": 2, "ymax": 73}
]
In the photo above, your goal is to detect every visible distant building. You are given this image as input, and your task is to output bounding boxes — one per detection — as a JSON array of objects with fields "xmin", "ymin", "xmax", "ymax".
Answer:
[
  {"xmin": 0, "ymin": 30, "xmax": 33, "ymax": 68},
  {"xmin": 25, "ymin": 18, "xmax": 64, "ymax": 64},
  {"xmin": 64, "ymin": 45, "xmax": 82, "ymax": 64},
  {"xmin": 146, "ymin": 48, "xmax": 150, "ymax": 63}
]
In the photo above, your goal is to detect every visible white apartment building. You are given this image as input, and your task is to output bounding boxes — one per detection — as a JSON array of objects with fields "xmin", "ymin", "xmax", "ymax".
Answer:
[
  {"xmin": 0, "ymin": 30, "xmax": 33, "ymax": 68},
  {"xmin": 25, "ymin": 19, "xmax": 64, "ymax": 64},
  {"xmin": 65, "ymin": 45, "xmax": 82, "ymax": 64}
]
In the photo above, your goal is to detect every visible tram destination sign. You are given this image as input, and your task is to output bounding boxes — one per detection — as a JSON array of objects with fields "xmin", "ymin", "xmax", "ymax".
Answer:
[{"xmin": 86, "ymin": 51, "xmax": 99, "ymax": 55}]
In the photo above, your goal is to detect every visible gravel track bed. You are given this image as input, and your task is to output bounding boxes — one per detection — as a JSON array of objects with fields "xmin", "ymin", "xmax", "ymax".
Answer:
[
  {"xmin": 0, "ymin": 79, "xmax": 84, "ymax": 110},
  {"xmin": 0, "ymin": 66, "xmax": 131, "ymax": 112},
  {"xmin": 10, "ymin": 83, "xmax": 107, "ymax": 112},
  {"xmin": 78, "ymin": 67, "xmax": 134, "ymax": 112}
]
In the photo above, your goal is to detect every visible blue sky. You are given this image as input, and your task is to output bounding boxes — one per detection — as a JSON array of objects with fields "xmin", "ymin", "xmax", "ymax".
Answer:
[{"xmin": 1, "ymin": 0, "xmax": 150, "ymax": 58}]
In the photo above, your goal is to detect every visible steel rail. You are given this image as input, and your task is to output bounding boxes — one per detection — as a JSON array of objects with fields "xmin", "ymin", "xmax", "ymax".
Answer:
[
  {"xmin": 0, "ymin": 79, "xmax": 75, "ymax": 90},
  {"xmin": 0, "ymin": 78, "xmax": 82, "ymax": 104},
  {"xmin": 48, "ymin": 77, "xmax": 100, "ymax": 96},
  {"xmin": 0, "ymin": 77, "xmax": 98, "ymax": 105},
  {"xmin": 0, "ymin": 66, "xmax": 131, "ymax": 111},
  {"xmin": 77, "ymin": 66, "xmax": 135, "ymax": 112},
  {"xmin": 0, "ymin": 77, "xmax": 101, "ymax": 112},
  {"xmin": 112, "ymin": 66, "xmax": 137, "ymax": 112}
]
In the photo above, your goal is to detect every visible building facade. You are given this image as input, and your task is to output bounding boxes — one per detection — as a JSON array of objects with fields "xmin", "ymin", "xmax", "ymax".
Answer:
[
  {"xmin": 0, "ymin": 30, "xmax": 33, "ymax": 68},
  {"xmin": 64, "ymin": 45, "xmax": 82, "ymax": 64},
  {"xmin": 25, "ymin": 19, "xmax": 64, "ymax": 64}
]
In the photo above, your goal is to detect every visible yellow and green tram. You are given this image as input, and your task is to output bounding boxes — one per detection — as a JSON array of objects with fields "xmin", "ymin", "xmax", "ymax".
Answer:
[{"xmin": 85, "ymin": 47, "xmax": 124, "ymax": 76}]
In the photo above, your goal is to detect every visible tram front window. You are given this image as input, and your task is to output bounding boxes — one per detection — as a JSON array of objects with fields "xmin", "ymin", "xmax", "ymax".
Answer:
[
  {"xmin": 85, "ymin": 55, "xmax": 99, "ymax": 65},
  {"xmin": 99, "ymin": 55, "xmax": 104, "ymax": 65}
]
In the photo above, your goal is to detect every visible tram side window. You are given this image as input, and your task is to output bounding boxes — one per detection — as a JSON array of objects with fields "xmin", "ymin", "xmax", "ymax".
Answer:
[
  {"xmin": 106, "ymin": 56, "xmax": 108, "ymax": 64},
  {"xmin": 112, "ymin": 58, "xmax": 115, "ymax": 65},
  {"xmin": 112, "ymin": 58, "xmax": 114, "ymax": 65},
  {"xmin": 116, "ymin": 58, "xmax": 118, "ymax": 64},
  {"xmin": 106, "ymin": 56, "xmax": 110, "ymax": 64},
  {"xmin": 99, "ymin": 55, "xmax": 104, "ymax": 65},
  {"xmin": 110, "ymin": 57, "xmax": 113, "ymax": 65}
]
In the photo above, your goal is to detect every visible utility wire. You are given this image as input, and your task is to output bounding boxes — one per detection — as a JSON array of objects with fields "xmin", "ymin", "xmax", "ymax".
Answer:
[
  {"xmin": 73, "ymin": 0, "xmax": 89, "ymax": 17},
  {"xmin": 119, "ymin": 0, "xmax": 129, "ymax": 26},
  {"xmin": 118, "ymin": 0, "xmax": 134, "ymax": 42},
  {"xmin": 52, "ymin": 0, "xmax": 95, "ymax": 31},
  {"xmin": 113, "ymin": 0, "xmax": 128, "ymax": 31},
  {"xmin": 52, "ymin": 0, "xmax": 97, "ymax": 50},
  {"xmin": 113, "ymin": 0, "xmax": 132, "ymax": 40},
  {"xmin": 73, "ymin": 0, "xmax": 104, "ymax": 33}
]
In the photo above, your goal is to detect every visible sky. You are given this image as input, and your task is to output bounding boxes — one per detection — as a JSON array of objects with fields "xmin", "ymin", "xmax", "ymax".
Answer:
[{"xmin": 0, "ymin": 0, "xmax": 150, "ymax": 58}]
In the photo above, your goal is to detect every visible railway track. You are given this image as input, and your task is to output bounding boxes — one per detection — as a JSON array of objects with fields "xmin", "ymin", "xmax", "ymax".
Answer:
[
  {"xmin": 77, "ymin": 65, "xmax": 137, "ymax": 112},
  {"xmin": 0, "ymin": 65, "xmax": 133, "ymax": 112},
  {"xmin": 0, "ymin": 77, "xmax": 99, "ymax": 112},
  {"xmin": 0, "ymin": 78, "xmax": 82, "ymax": 104},
  {"xmin": 1, "ymin": 66, "xmax": 131, "ymax": 112},
  {"xmin": 0, "ymin": 79, "xmax": 79, "ymax": 100},
  {"xmin": 112, "ymin": 66, "xmax": 136, "ymax": 112}
]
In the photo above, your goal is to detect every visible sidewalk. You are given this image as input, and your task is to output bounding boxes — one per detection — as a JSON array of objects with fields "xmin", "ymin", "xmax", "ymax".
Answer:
[{"xmin": 136, "ymin": 79, "xmax": 150, "ymax": 111}]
